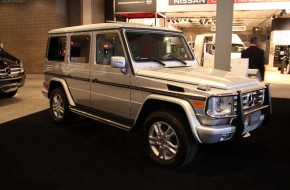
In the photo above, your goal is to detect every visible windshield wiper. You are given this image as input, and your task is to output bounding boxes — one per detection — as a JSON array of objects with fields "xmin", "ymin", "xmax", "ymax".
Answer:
[
  {"xmin": 166, "ymin": 56, "xmax": 187, "ymax": 65},
  {"xmin": 138, "ymin": 57, "xmax": 166, "ymax": 66}
]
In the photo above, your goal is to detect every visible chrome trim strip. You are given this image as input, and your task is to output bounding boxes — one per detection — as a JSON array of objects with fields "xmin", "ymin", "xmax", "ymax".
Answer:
[
  {"xmin": 70, "ymin": 107, "xmax": 131, "ymax": 131},
  {"xmin": 45, "ymin": 72, "xmax": 206, "ymax": 101},
  {"xmin": 244, "ymin": 105, "xmax": 270, "ymax": 115}
]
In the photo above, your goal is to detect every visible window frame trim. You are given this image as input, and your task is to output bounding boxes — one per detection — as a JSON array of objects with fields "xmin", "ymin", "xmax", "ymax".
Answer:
[{"xmin": 93, "ymin": 29, "xmax": 126, "ymax": 66}]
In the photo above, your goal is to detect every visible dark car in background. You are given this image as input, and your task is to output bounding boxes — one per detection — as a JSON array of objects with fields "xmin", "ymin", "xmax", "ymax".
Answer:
[{"xmin": 0, "ymin": 43, "xmax": 25, "ymax": 98}]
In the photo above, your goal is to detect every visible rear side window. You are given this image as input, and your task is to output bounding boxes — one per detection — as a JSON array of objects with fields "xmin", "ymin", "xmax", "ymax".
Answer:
[
  {"xmin": 47, "ymin": 36, "xmax": 66, "ymax": 62},
  {"xmin": 70, "ymin": 35, "xmax": 91, "ymax": 63}
]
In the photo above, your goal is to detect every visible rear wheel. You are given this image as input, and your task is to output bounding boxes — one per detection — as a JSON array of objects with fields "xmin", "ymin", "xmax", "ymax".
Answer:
[
  {"xmin": 50, "ymin": 88, "xmax": 73, "ymax": 124},
  {"xmin": 144, "ymin": 109, "xmax": 197, "ymax": 169}
]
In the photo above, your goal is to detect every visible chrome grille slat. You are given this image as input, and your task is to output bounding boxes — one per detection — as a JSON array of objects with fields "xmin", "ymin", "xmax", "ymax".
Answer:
[
  {"xmin": 0, "ymin": 67, "xmax": 21, "ymax": 76},
  {"xmin": 233, "ymin": 89, "xmax": 265, "ymax": 112}
]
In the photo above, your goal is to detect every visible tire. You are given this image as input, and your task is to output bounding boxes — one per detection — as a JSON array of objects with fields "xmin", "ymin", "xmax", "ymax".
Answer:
[
  {"xmin": 1, "ymin": 90, "xmax": 17, "ymax": 98},
  {"xmin": 49, "ymin": 88, "xmax": 73, "ymax": 124},
  {"xmin": 144, "ymin": 109, "xmax": 197, "ymax": 169}
]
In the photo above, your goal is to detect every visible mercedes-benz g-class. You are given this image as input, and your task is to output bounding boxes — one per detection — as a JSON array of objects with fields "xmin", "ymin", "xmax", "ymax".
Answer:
[{"xmin": 42, "ymin": 23, "xmax": 271, "ymax": 168}]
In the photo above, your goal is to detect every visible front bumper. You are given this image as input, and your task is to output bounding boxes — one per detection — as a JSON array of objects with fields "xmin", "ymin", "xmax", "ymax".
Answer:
[
  {"xmin": 0, "ymin": 73, "xmax": 26, "ymax": 94},
  {"xmin": 196, "ymin": 113, "xmax": 265, "ymax": 143},
  {"xmin": 195, "ymin": 84, "xmax": 272, "ymax": 144}
]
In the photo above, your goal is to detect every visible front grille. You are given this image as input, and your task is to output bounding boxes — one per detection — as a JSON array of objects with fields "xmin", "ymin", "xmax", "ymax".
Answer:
[
  {"xmin": 0, "ymin": 67, "xmax": 21, "ymax": 76},
  {"xmin": 233, "ymin": 89, "xmax": 264, "ymax": 112},
  {"xmin": 10, "ymin": 68, "xmax": 21, "ymax": 74}
]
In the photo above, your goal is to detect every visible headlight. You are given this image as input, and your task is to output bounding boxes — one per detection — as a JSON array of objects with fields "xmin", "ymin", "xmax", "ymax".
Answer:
[
  {"xmin": 206, "ymin": 96, "xmax": 234, "ymax": 118},
  {"xmin": 20, "ymin": 62, "xmax": 25, "ymax": 73}
]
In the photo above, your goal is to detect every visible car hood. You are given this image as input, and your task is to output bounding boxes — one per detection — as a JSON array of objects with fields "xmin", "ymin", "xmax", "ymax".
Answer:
[
  {"xmin": 0, "ymin": 51, "xmax": 20, "ymax": 69},
  {"xmin": 135, "ymin": 66, "xmax": 259, "ymax": 90}
]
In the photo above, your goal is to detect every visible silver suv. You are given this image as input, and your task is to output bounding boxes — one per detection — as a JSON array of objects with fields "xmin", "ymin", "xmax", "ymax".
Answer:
[{"xmin": 42, "ymin": 23, "xmax": 271, "ymax": 168}]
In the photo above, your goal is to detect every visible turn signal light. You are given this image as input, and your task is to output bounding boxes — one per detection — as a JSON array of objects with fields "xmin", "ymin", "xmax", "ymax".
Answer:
[{"xmin": 192, "ymin": 100, "xmax": 205, "ymax": 108}]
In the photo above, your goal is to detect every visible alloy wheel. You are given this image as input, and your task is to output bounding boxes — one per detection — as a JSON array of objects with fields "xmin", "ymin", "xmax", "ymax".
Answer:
[
  {"xmin": 52, "ymin": 93, "xmax": 64, "ymax": 119},
  {"xmin": 148, "ymin": 121, "xmax": 179, "ymax": 160}
]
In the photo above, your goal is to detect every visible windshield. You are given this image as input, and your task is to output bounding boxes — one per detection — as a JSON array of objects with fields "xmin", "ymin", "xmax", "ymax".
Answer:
[
  {"xmin": 232, "ymin": 44, "xmax": 245, "ymax": 53},
  {"xmin": 125, "ymin": 31, "xmax": 194, "ymax": 62}
]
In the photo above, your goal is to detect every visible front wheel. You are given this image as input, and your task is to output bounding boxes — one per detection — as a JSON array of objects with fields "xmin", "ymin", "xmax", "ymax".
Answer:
[
  {"xmin": 144, "ymin": 109, "xmax": 197, "ymax": 169},
  {"xmin": 49, "ymin": 88, "xmax": 73, "ymax": 124}
]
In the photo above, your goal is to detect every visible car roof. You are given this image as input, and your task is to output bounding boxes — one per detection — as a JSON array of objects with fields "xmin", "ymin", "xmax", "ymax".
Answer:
[{"xmin": 49, "ymin": 22, "xmax": 181, "ymax": 34}]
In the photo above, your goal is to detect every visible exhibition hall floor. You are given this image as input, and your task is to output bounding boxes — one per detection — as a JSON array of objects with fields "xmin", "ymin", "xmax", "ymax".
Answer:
[{"xmin": 0, "ymin": 69, "xmax": 290, "ymax": 189}]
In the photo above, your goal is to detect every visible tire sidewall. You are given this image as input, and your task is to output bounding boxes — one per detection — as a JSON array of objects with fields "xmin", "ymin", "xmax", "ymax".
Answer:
[
  {"xmin": 49, "ymin": 88, "xmax": 69, "ymax": 123},
  {"xmin": 144, "ymin": 110, "xmax": 196, "ymax": 169}
]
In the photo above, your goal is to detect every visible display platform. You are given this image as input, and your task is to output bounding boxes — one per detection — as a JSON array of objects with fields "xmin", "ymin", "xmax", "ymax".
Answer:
[{"xmin": 0, "ymin": 98, "xmax": 290, "ymax": 190}]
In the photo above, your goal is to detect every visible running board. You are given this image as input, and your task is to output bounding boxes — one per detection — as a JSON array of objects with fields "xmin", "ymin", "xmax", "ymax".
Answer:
[{"xmin": 70, "ymin": 107, "xmax": 132, "ymax": 131}]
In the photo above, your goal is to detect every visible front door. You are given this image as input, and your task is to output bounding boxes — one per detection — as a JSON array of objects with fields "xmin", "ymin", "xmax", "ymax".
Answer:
[{"xmin": 90, "ymin": 30, "xmax": 131, "ymax": 119}]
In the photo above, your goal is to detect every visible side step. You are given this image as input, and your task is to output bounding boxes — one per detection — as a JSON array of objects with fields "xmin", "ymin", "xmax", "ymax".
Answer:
[{"xmin": 70, "ymin": 107, "xmax": 132, "ymax": 131}]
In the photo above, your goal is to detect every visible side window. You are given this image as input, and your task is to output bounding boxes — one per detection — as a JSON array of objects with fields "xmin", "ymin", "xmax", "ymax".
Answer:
[
  {"xmin": 96, "ymin": 33, "xmax": 124, "ymax": 65},
  {"xmin": 70, "ymin": 35, "xmax": 91, "ymax": 63},
  {"xmin": 47, "ymin": 36, "xmax": 66, "ymax": 62},
  {"xmin": 206, "ymin": 44, "xmax": 215, "ymax": 55}
]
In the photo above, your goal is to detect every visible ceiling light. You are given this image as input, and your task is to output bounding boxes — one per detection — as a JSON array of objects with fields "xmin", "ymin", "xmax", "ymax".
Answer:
[
  {"xmin": 271, "ymin": 14, "xmax": 277, "ymax": 19},
  {"xmin": 280, "ymin": 10, "xmax": 285, "ymax": 16},
  {"xmin": 253, "ymin": 27, "xmax": 259, "ymax": 31}
]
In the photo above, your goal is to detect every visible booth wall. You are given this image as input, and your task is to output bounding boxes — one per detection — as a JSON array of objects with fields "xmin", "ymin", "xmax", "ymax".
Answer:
[
  {"xmin": 0, "ymin": 0, "xmax": 105, "ymax": 74},
  {"xmin": 0, "ymin": 0, "xmax": 69, "ymax": 74}
]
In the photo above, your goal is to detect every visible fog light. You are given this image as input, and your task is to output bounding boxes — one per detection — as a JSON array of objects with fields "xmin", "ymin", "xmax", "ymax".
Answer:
[{"xmin": 221, "ymin": 132, "xmax": 232, "ymax": 140}]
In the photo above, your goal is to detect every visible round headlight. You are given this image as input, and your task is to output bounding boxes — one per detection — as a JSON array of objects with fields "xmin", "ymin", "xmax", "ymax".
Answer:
[
  {"xmin": 20, "ymin": 62, "xmax": 25, "ymax": 73},
  {"xmin": 216, "ymin": 97, "xmax": 225, "ymax": 112},
  {"xmin": 206, "ymin": 96, "xmax": 234, "ymax": 118}
]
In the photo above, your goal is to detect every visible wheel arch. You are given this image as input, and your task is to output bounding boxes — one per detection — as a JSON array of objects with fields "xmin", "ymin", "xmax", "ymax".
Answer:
[
  {"xmin": 48, "ymin": 78, "xmax": 76, "ymax": 106},
  {"xmin": 133, "ymin": 94, "xmax": 202, "ymax": 143}
]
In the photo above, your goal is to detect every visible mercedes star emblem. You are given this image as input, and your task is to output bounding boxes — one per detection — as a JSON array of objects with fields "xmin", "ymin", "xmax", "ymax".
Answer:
[
  {"xmin": 5, "ymin": 67, "xmax": 11, "ymax": 75},
  {"xmin": 246, "ymin": 93, "xmax": 255, "ymax": 107}
]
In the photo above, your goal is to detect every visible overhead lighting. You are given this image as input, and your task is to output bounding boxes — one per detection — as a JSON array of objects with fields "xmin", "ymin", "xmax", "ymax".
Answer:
[
  {"xmin": 199, "ymin": 18, "xmax": 216, "ymax": 25},
  {"xmin": 199, "ymin": 19, "xmax": 205, "ymax": 25},
  {"xmin": 253, "ymin": 27, "xmax": 259, "ymax": 31},
  {"xmin": 280, "ymin": 10, "xmax": 286, "ymax": 16},
  {"xmin": 271, "ymin": 14, "xmax": 277, "ymax": 20}
]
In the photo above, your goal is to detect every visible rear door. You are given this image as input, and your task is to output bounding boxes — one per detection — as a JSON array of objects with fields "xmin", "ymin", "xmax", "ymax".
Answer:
[{"xmin": 65, "ymin": 33, "xmax": 92, "ymax": 106}]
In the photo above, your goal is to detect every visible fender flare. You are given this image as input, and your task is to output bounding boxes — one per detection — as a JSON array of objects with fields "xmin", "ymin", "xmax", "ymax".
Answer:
[
  {"xmin": 136, "ymin": 94, "xmax": 202, "ymax": 143},
  {"xmin": 49, "ymin": 77, "xmax": 76, "ymax": 106}
]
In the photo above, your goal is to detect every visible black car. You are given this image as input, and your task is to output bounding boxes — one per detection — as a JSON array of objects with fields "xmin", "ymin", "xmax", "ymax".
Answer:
[{"xmin": 0, "ymin": 44, "xmax": 25, "ymax": 98}]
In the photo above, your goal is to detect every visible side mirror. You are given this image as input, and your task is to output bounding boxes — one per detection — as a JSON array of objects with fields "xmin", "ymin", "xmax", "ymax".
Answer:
[{"xmin": 111, "ymin": 56, "xmax": 126, "ymax": 68}]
